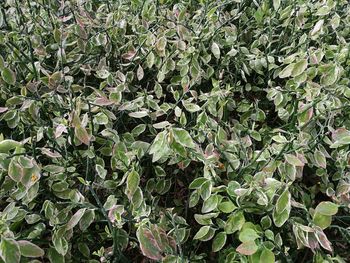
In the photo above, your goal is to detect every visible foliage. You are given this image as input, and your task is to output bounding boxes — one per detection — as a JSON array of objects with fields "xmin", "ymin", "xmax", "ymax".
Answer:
[{"xmin": 0, "ymin": 0, "xmax": 350, "ymax": 262}]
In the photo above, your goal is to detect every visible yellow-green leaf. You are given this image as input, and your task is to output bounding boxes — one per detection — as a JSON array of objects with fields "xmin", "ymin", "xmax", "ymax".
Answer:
[
  {"xmin": 315, "ymin": 201, "xmax": 338, "ymax": 216},
  {"xmin": 260, "ymin": 247, "xmax": 275, "ymax": 263}
]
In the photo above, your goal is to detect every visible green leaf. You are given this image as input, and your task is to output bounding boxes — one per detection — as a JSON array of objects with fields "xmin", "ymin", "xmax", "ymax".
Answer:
[
  {"xmin": 236, "ymin": 241, "xmax": 258, "ymax": 256},
  {"xmin": 52, "ymin": 232, "xmax": 68, "ymax": 255},
  {"xmin": 273, "ymin": 207, "xmax": 290, "ymax": 228},
  {"xmin": 194, "ymin": 213, "xmax": 216, "ymax": 225},
  {"xmin": 212, "ymin": 232, "xmax": 227, "ymax": 252},
  {"xmin": 18, "ymin": 240, "xmax": 44, "ymax": 258},
  {"xmin": 182, "ymin": 101, "xmax": 201, "ymax": 113},
  {"xmin": 137, "ymin": 65, "xmax": 144, "ymax": 80},
  {"xmin": 126, "ymin": 170, "xmax": 140, "ymax": 198},
  {"xmin": 66, "ymin": 208, "xmax": 86, "ymax": 230},
  {"xmin": 313, "ymin": 212, "xmax": 332, "ymax": 229},
  {"xmin": 172, "ymin": 128, "xmax": 196, "ymax": 148},
  {"xmin": 132, "ymin": 187, "xmax": 143, "ymax": 209},
  {"xmin": 291, "ymin": 59, "xmax": 308, "ymax": 77},
  {"xmin": 225, "ymin": 211, "xmax": 245, "ymax": 234},
  {"xmin": 278, "ymin": 63, "xmax": 295, "ymax": 78},
  {"xmin": 275, "ymin": 188, "xmax": 291, "ymax": 214},
  {"xmin": 0, "ymin": 55, "xmax": 4, "ymax": 70},
  {"xmin": 211, "ymin": 42, "xmax": 220, "ymax": 59},
  {"xmin": 79, "ymin": 209, "xmax": 95, "ymax": 232},
  {"xmin": 239, "ymin": 228, "xmax": 260, "ymax": 243},
  {"xmin": 0, "ymin": 238, "xmax": 21, "ymax": 263},
  {"xmin": 199, "ymin": 227, "xmax": 215, "ymax": 241},
  {"xmin": 273, "ymin": 0, "xmax": 281, "ymax": 10},
  {"xmin": 316, "ymin": 6, "xmax": 331, "ymax": 16},
  {"xmin": 330, "ymin": 135, "xmax": 350, "ymax": 148},
  {"xmin": 272, "ymin": 134, "xmax": 288, "ymax": 143},
  {"xmin": 194, "ymin": 226, "xmax": 210, "ymax": 240},
  {"xmin": 218, "ymin": 200, "xmax": 236, "ymax": 213},
  {"xmin": 315, "ymin": 202, "xmax": 339, "ymax": 216},
  {"xmin": 78, "ymin": 243, "xmax": 90, "ymax": 258},
  {"xmin": 314, "ymin": 150, "xmax": 326, "ymax": 168},
  {"xmin": 189, "ymin": 178, "xmax": 208, "ymax": 189},
  {"xmin": 149, "ymin": 131, "xmax": 170, "ymax": 162},
  {"xmin": 8, "ymin": 159, "xmax": 23, "ymax": 182},
  {"xmin": 200, "ymin": 180, "xmax": 212, "ymax": 200},
  {"xmin": 311, "ymin": 19, "xmax": 324, "ymax": 36},
  {"xmin": 95, "ymin": 164, "xmax": 107, "ymax": 179},
  {"xmin": 128, "ymin": 111, "xmax": 149, "ymax": 118},
  {"xmin": 0, "ymin": 139, "xmax": 22, "ymax": 153},
  {"xmin": 47, "ymin": 248, "xmax": 65, "ymax": 263},
  {"xmin": 260, "ymin": 247, "xmax": 275, "ymax": 263},
  {"xmin": 273, "ymin": 189, "xmax": 291, "ymax": 227},
  {"xmin": 320, "ymin": 65, "xmax": 339, "ymax": 86},
  {"xmin": 132, "ymin": 124, "xmax": 146, "ymax": 136},
  {"xmin": 284, "ymin": 154, "xmax": 304, "ymax": 166},
  {"xmin": 1, "ymin": 68, "xmax": 16, "ymax": 85},
  {"xmin": 202, "ymin": 194, "xmax": 219, "ymax": 213}
]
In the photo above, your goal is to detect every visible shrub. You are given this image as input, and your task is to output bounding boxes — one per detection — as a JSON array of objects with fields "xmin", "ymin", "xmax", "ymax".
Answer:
[{"xmin": 0, "ymin": 0, "xmax": 350, "ymax": 262}]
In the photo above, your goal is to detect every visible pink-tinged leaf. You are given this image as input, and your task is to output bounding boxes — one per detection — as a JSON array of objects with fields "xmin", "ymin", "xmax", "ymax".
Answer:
[
  {"xmin": 108, "ymin": 205, "xmax": 124, "ymax": 223},
  {"xmin": 315, "ymin": 229, "xmax": 333, "ymax": 252},
  {"xmin": 55, "ymin": 124, "xmax": 67, "ymax": 138},
  {"xmin": 108, "ymin": 206, "xmax": 117, "ymax": 223},
  {"xmin": 94, "ymin": 97, "xmax": 114, "ymax": 106},
  {"xmin": 0, "ymin": 107, "xmax": 8, "ymax": 113},
  {"xmin": 307, "ymin": 233, "xmax": 320, "ymax": 252},
  {"xmin": 150, "ymin": 225, "xmax": 167, "ymax": 251},
  {"xmin": 66, "ymin": 208, "xmax": 86, "ymax": 230},
  {"xmin": 41, "ymin": 148, "xmax": 62, "ymax": 158},
  {"xmin": 77, "ymin": 24, "xmax": 87, "ymax": 40},
  {"xmin": 236, "ymin": 241, "xmax": 258, "ymax": 256},
  {"xmin": 136, "ymin": 227, "xmax": 162, "ymax": 261},
  {"xmin": 296, "ymin": 153, "xmax": 308, "ymax": 164},
  {"xmin": 332, "ymin": 128, "xmax": 350, "ymax": 141},
  {"xmin": 298, "ymin": 103, "xmax": 313, "ymax": 125},
  {"xmin": 122, "ymin": 49, "xmax": 136, "ymax": 61},
  {"xmin": 75, "ymin": 125, "xmax": 90, "ymax": 145}
]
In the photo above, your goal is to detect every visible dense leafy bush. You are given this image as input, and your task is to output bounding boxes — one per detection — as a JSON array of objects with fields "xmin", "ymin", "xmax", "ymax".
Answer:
[{"xmin": 1, "ymin": 0, "xmax": 350, "ymax": 262}]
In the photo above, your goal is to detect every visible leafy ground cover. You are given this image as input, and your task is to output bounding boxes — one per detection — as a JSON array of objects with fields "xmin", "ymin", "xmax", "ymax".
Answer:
[{"xmin": 1, "ymin": 0, "xmax": 350, "ymax": 262}]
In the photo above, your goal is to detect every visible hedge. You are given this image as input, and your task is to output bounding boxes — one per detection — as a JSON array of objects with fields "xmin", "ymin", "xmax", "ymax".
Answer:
[{"xmin": 0, "ymin": 0, "xmax": 350, "ymax": 262}]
